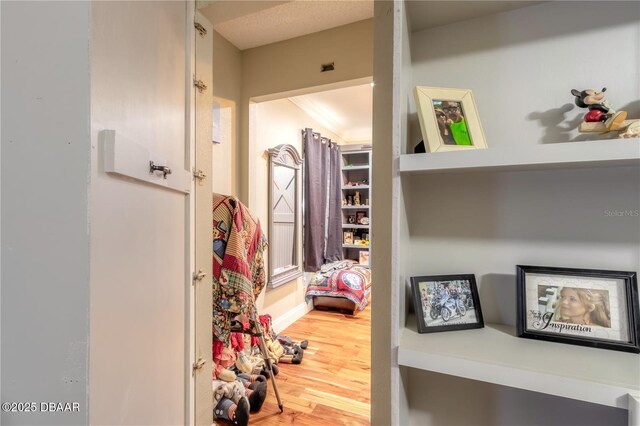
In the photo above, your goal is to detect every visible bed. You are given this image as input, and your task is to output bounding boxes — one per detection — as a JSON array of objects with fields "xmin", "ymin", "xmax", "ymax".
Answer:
[{"xmin": 305, "ymin": 261, "xmax": 372, "ymax": 315}]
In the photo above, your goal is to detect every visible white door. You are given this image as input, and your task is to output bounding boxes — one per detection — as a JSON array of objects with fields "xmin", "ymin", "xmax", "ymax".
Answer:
[
  {"xmin": 89, "ymin": 1, "xmax": 192, "ymax": 425},
  {"xmin": 194, "ymin": 10, "xmax": 214, "ymax": 426}
]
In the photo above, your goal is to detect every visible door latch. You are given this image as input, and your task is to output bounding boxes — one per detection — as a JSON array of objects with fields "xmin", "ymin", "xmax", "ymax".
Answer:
[{"xmin": 149, "ymin": 161, "xmax": 172, "ymax": 179}]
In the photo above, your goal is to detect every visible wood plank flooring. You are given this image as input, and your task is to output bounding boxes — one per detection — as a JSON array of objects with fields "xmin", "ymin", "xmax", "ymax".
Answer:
[{"xmin": 249, "ymin": 306, "xmax": 371, "ymax": 425}]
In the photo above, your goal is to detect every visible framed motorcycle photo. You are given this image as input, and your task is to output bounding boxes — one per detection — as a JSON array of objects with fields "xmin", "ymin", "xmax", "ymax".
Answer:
[{"xmin": 410, "ymin": 274, "xmax": 484, "ymax": 333}]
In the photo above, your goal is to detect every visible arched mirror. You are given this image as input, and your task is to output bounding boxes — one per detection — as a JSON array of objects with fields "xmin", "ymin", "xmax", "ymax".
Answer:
[{"xmin": 267, "ymin": 144, "xmax": 303, "ymax": 288}]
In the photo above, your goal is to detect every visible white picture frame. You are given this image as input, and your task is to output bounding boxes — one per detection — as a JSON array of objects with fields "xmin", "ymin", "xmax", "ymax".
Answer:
[{"xmin": 414, "ymin": 86, "xmax": 487, "ymax": 153}]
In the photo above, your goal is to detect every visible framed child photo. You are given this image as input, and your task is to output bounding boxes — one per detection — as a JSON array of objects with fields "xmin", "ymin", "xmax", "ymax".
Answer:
[
  {"xmin": 410, "ymin": 274, "xmax": 484, "ymax": 333},
  {"xmin": 413, "ymin": 86, "xmax": 487, "ymax": 153},
  {"xmin": 343, "ymin": 231, "xmax": 353, "ymax": 245},
  {"xmin": 516, "ymin": 265, "xmax": 640, "ymax": 353},
  {"xmin": 359, "ymin": 250, "xmax": 370, "ymax": 267}
]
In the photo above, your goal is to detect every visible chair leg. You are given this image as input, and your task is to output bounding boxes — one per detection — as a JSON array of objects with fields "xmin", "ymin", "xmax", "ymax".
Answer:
[{"xmin": 252, "ymin": 313, "xmax": 284, "ymax": 413}]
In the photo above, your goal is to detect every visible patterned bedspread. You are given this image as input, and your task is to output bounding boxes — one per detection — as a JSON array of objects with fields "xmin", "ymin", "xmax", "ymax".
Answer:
[{"xmin": 305, "ymin": 265, "xmax": 372, "ymax": 311}]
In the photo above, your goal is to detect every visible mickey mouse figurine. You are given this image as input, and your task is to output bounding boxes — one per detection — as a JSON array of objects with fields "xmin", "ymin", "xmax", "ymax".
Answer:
[{"xmin": 571, "ymin": 87, "xmax": 627, "ymax": 131}]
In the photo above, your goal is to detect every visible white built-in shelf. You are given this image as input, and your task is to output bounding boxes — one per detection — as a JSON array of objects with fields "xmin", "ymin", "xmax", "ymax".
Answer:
[
  {"xmin": 342, "ymin": 185, "xmax": 370, "ymax": 190},
  {"xmin": 342, "ymin": 224, "xmax": 369, "ymax": 229},
  {"xmin": 400, "ymin": 138, "xmax": 640, "ymax": 174},
  {"xmin": 342, "ymin": 165, "xmax": 370, "ymax": 170},
  {"xmin": 342, "ymin": 205, "xmax": 369, "ymax": 210},
  {"xmin": 342, "ymin": 150, "xmax": 371, "ymax": 155},
  {"xmin": 342, "ymin": 244, "xmax": 369, "ymax": 249},
  {"xmin": 399, "ymin": 320, "xmax": 639, "ymax": 409}
]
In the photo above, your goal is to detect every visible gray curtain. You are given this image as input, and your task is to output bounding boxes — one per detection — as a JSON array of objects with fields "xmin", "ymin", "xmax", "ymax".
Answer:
[
  {"xmin": 303, "ymin": 128, "xmax": 342, "ymax": 271},
  {"xmin": 325, "ymin": 142, "xmax": 342, "ymax": 262}
]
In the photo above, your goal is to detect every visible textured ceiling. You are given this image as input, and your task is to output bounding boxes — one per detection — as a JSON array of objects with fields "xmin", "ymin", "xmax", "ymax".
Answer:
[{"xmin": 199, "ymin": 0, "xmax": 373, "ymax": 50}]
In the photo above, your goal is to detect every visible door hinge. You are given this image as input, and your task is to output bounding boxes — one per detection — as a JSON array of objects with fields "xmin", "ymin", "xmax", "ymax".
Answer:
[
  {"xmin": 192, "ymin": 357, "xmax": 206, "ymax": 373},
  {"xmin": 193, "ymin": 79, "xmax": 207, "ymax": 93},
  {"xmin": 194, "ymin": 22, "xmax": 207, "ymax": 37},
  {"xmin": 193, "ymin": 168, "xmax": 207, "ymax": 182},
  {"xmin": 193, "ymin": 269, "xmax": 207, "ymax": 284}
]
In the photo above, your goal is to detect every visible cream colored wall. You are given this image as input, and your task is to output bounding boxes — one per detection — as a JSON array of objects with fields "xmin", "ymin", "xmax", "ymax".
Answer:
[
  {"xmin": 252, "ymin": 98, "xmax": 344, "ymax": 329},
  {"xmin": 371, "ymin": 2, "xmax": 396, "ymax": 425},
  {"xmin": 239, "ymin": 19, "xmax": 373, "ymax": 205},
  {"xmin": 212, "ymin": 30, "xmax": 242, "ymax": 102},
  {"xmin": 212, "ymin": 30, "xmax": 242, "ymax": 196},
  {"xmin": 211, "ymin": 97, "xmax": 236, "ymax": 196}
]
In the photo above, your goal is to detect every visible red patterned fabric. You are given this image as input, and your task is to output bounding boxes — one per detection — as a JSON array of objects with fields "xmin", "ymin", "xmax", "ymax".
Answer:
[
  {"xmin": 230, "ymin": 332, "xmax": 244, "ymax": 352},
  {"xmin": 212, "ymin": 194, "xmax": 267, "ymax": 346},
  {"xmin": 258, "ymin": 314, "xmax": 272, "ymax": 334},
  {"xmin": 212, "ymin": 340, "xmax": 224, "ymax": 358},
  {"xmin": 305, "ymin": 266, "xmax": 372, "ymax": 311}
]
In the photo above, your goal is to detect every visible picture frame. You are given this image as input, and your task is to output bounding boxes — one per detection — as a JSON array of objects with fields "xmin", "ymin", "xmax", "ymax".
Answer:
[
  {"xmin": 413, "ymin": 86, "xmax": 487, "ymax": 153},
  {"xmin": 359, "ymin": 250, "xmax": 370, "ymax": 267},
  {"xmin": 343, "ymin": 231, "xmax": 353, "ymax": 245},
  {"xmin": 410, "ymin": 274, "xmax": 484, "ymax": 333},
  {"xmin": 516, "ymin": 265, "xmax": 640, "ymax": 353},
  {"xmin": 356, "ymin": 211, "xmax": 367, "ymax": 224}
]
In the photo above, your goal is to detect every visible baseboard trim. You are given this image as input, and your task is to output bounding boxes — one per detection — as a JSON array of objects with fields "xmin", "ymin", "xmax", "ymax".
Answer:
[{"xmin": 271, "ymin": 301, "xmax": 313, "ymax": 333}]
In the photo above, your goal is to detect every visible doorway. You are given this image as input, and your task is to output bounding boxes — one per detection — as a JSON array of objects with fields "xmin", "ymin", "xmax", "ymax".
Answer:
[{"xmin": 194, "ymin": 2, "xmax": 374, "ymax": 424}]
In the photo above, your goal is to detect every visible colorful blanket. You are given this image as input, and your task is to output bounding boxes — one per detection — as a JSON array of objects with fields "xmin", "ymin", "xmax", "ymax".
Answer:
[
  {"xmin": 212, "ymin": 194, "xmax": 267, "ymax": 348},
  {"xmin": 305, "ymin": 265, "xmax": 372, "ymax": 311}
]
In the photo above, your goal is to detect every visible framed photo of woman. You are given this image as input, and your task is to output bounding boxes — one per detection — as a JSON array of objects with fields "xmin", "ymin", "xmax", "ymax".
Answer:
[{"xmin": 516, "ymin": 265, "xmax": 640, "ymax": 353}]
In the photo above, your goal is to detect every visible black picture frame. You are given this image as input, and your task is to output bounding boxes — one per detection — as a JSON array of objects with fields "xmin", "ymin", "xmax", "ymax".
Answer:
[
  {"xmin": 516, "ymin": 265, "xmax": 640, "ymax": 353},
  {"xmin": 410, "ymin": 274, "xmax": 484, "ymax": 333}
]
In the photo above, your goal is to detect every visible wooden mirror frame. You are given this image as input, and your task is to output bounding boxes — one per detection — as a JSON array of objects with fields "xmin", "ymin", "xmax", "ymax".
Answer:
[{"xmin": 267, "ymin": 144, "xmax": 303, "ymax": 288}]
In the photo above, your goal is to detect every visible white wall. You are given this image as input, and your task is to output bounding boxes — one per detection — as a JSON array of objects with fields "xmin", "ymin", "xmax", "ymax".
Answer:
[
  {"xmin": 408, "ymin": 1, "xmax": 640, "ymax": 151},
  {"xmin": 406, "ymin": 370, "xmax": 626, "ymax": 426},
  {"xmin": 252, "ymin": 98, "xmax": 344, "ymax": 330},
  {"xmin": 1, "ymin": 2, "xmax": 91, "ymax": 424},
  {"xmin": 406, "ymin": 166, "xmax": 640, "ymax": 325},
  {"xmin": 89, "ymin": 2, "xmax": 187, "ymax": 424}
]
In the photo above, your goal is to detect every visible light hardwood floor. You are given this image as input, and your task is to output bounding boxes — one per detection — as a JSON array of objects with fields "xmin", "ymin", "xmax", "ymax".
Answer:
[{"xmin": 250, "ymin": 306, "xmax": 371, "ymax": 425}]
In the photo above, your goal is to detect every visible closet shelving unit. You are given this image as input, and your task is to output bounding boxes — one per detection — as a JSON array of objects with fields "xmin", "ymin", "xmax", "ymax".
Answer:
[
  {"xmin": 399, "ymin": 139, "xmax": 640, "ymax": 174},
  {"xmin": 398, "ymin": 138, "xmax": 640, "ymax": 421},
  {"xmin": 398, "ymin": 137, "xmax": 640, "ymax": 404},
  {"xmin": 385, "ymin": 1, "xmax": 640, "ymax": 425},
  {"xmin": 341, "ymin": 147, "xmax": 371, "ymax": 265}
]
